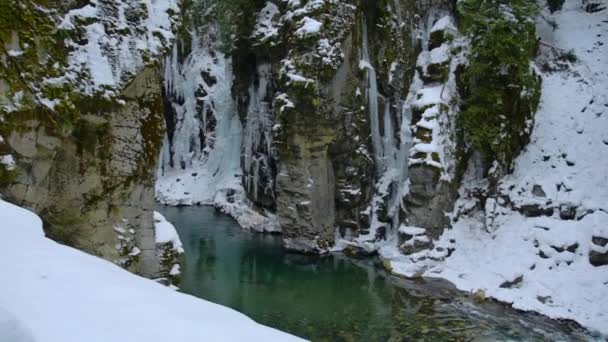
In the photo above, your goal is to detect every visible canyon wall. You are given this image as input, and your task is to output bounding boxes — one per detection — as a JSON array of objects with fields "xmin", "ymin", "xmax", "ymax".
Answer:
[
  {"xmin": 0, "ymin": 0, "xmax": 179, "ymax": 277},
  {"xmin": 157, "ymin": 0, "xmax": 466, "ymax": 253}
]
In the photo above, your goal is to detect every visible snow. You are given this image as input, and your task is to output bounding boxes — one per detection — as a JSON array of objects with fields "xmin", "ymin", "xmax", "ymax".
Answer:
[
  {"xmin": 412, "ymin": 212, "xmax": 608, "ymax": 336},
  {"xmin": 431, "ymin": 16, "xmax": 457, "ymax": 33},
  {"xmin": 0, "ymin": 307, "xmax": 34, "ymax": 342},
  {"xmin": 383, "ymin": 1, "xmax": 608, "ymax": 336},
  {"xmin": 1, "ymin": 155, "xmax": 15, "ymax": 170},
  {"xmin": 429, "ymin": 44, "xmax": 451, "ymax": 65},
  {"xmin": 128, "ymin": 247, "xmax": 141, "ymax": 257},
  {"xmin": 284, "ymin": 0, "xmax": 327, "ymax": 21},
  {"xmin": 295, "ymin": 17, "xmax": 323, "ymax": 38},
  {"xmin": 7, "ymin": 49, "xmax": 24, "ymax": 57},
  {"xmin": 154, "ymin": 212, "xmax": 183, "ymax": 253},
  {"xmin": 252, "ymin": 2, "xmax": 281, "ymax": 44},
  {"xmin": 286, "ymin": 73, "xmax": 314, "ymax": 84},
  {"xmin": 169, "ymin": 264, "xmax": 181, "ymax": 276},
  {"xmin": 412, "ymin": 86, "xmax": 446, "ymax": 109},
  {"xmin": 0, "ymin": 199, "xmax": 303, "ymax": 342},
  {"xmin": 276, "ymin": 93, "xmax": 295, "ymax": 113},
  {"xmin": 59, "ymin": 0, "xmax": 178, "ymax": 93},
  {"xmin": 398, "ymin": 225, "xmax": 426, "ymax": 236}
]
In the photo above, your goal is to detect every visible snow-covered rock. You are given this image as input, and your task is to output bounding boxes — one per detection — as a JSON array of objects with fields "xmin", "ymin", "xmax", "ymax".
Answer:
[{"xmin": 154, "ymin": 212, "xmax": 183, "ymax": 284}]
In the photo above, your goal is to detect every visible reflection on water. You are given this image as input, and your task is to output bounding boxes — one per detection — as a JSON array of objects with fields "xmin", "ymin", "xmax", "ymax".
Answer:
[{"xmin": 159, "ymin": 206, "xmax": 592, "ymax": 341}]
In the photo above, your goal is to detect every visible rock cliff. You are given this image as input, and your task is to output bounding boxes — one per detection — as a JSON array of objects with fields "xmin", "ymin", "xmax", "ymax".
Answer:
[{"xmin": 0, "ymin": 0, "xmax": 179, "ymax": 277}]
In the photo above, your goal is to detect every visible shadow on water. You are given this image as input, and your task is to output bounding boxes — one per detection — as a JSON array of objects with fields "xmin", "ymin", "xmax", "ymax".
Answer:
[{"xmin": 158, "ymin": 205, "xmax": 595, "ymax": 341}]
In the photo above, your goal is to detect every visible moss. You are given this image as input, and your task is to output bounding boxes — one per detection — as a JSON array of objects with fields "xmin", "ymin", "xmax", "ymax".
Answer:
[
  {"xmin": 429, "ymin": 31, "xmax": 454, "ymax": 50},
  {"xmin": 415, "ymin": 127, "xmax": 433, "ymax": 143},
  {"xmin": 158, "ymin": 245, "xmax": 184, "ymax": 285},
  {"xmin": 427, "ymin": 62, "xmax": 450, "ymax": 83},
  {"xmin": 140, "ymin": 102, "xmax": 165, "ymax": 170},
  {"xmin": 213, "ymin": 0, "xmax": 266, "ymax": 53},
  {"xmin": 412, "ymin": 104, "xmax": 434, "ymax": 124},
  {"xmin": 0, "ymin": 166, "xmax": 17, "ymax": 187},
  {"xmin": 431, "ymin": 152, "xmax": 441, "ymax": 163},
  {"xmin": 0, "ymin": 0, "xmax": 70, "ymax": 103},
  {"xmin": 41, "ymin": 207, "xmax": 85, "ymax": 246},
  {"xmin": 71, "ymin": 118, "xmax": 112, "ymax": 176},
  {"xmin": 547, "ymin": 0, "xmax": 565, "ymax": 13}
]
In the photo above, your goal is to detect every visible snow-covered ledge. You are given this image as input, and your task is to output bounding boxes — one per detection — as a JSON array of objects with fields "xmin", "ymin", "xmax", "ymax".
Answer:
[{"xmin": 0, "ymin": 200, "xmax": 303, "ymax": 342}]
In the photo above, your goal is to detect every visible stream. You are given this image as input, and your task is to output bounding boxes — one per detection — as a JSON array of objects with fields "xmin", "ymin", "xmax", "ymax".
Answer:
[{"xmin": 158, "ymin": 206, "xmax": 592, "ymax": 341}]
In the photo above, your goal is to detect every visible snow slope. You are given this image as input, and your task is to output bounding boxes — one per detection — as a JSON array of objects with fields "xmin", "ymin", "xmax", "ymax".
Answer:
[
  {"xmin": 382, "ymin": 1, "xmax": 608, "ymax": 336},
  {"xmin": 0, "ymin": 200, "xmax": 303, "ymax": 342},
  {"xmin": 59, "ymin": 0, "xmax": 179, "ymax": 94}
]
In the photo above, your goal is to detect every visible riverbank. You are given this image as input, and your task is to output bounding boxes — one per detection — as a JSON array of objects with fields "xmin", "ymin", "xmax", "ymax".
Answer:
[
  {"xmin": 0, "ymin": 199, "xmax": 303, "ymax": 342},
  {"xmin": 159, "ymin": 205, "xmax": 595, "ymax": 341}
]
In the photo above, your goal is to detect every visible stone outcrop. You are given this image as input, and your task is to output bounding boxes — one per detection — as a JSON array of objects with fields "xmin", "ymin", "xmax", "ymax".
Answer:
[
  {"xmin": 0, "ymin": 0, "xmax": 177, "ymax": 277},
  {"xmin": 160, "ymin": 0, "xmax": 462, "ymax": 252},
  {"xmin": 403, "ymin": 11, "xmax": 459, "ymax": 239},
  {"xmin": 1, "ymin": 0, "xmax": 542, "ymax": 265},
  {"xmin": 1, "ymin": 66, "xmax": 165, "ymax": 277}
]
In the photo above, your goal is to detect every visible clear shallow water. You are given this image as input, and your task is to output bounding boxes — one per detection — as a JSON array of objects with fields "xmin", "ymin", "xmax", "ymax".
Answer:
[{"xmin": 159, "ymin": 206, "xmax": 593, "ymax": 341}]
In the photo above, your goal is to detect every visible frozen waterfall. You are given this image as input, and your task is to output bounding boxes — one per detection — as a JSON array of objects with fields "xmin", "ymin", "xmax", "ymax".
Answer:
[
  {"xmin": 156, "ymin": 33, "xmax": 243, "ymax": 206},
  {"xmin": 360, "ymin": 19, "xmax": 384, "ymax": 173}
]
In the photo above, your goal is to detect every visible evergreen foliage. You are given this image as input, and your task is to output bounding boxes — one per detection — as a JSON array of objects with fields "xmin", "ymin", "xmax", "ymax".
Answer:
[
  {"xmin": 457, "ymin": 0, "xmax": 541, "ymax": 170},
  {"xmin": 181, "ymin": 0, "xmax": 265, "ymax": 53}
]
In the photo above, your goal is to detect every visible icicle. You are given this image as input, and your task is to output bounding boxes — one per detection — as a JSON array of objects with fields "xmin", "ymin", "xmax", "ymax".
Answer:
[
  {"xmin": 399, "ymin": 106, "xmax": 414, "ymax": 183},
  {"xmin": 383, "ymin": 103, "xmax": 396, "ymax": 170},
  {"xmin": 157, "ymin": 28, "xmax": 244, "ymax": 204},
  {"xmin": 243, "ymin": 63, "xmax": 274, "ymax": 198},
  {"xmin": 361, "ymin": 19, "xmax": 384, "ymax": 172}
]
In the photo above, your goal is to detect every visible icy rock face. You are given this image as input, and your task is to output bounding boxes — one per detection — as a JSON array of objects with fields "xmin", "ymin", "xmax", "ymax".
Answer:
[
  {"xmin": 269, "ymin": 1, "xmax": 358, "ymax": 252},
  {"xmin": 401, "ymin": 8, "xmax": 460, "ymax": 241},
  {"xmin": 156, "ymin": 0, "xmax": 280, "ymax": 233},
  {"xmin": 221, "ymin": 0, "xmax": 362, "ymax": 250},
  {"xmin": 345, "ymin": 0, "xmax": 458, "ymax": 253},
  {"xmin": 242, "ymin": 63, "xmax": 277, "ymax": 210},
  {"xmin": 157, "ymin": 0, "xmax": 461, "ymax": 252},
  {"xmin": 0, "ymin": 0, "xmax": 178, "ymax": 277}
]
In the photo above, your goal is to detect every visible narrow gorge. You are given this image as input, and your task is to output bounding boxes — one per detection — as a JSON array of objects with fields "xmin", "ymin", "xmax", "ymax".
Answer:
[{"xmin": 1, "ymin": 0, "xmax": 607, "ymax": 340}]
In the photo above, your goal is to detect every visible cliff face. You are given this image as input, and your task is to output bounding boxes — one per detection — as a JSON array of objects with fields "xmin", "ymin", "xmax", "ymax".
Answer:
[
  {"xmin": 156, "ymin": 0, "xmax": 542, "ymax": 254},
  {"xmin": 2, "ymin": 0, "xmax": 544, "ymax": 267},
  {"xmin": 0, "ymin": 0, "xmax": 178, "ymax": 277},
  {"xmin": 264, "ymin": 0, "xmax": 458, "ymax": 252},
  {"xmin": 3, "ymin": 0, "xmax": 604, "ymax": 334}
]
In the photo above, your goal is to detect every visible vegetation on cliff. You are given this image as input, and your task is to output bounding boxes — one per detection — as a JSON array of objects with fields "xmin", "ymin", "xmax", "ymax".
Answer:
[{"xmin": 457, "ymin": 0, "xmax": 541, "ymax": 171}]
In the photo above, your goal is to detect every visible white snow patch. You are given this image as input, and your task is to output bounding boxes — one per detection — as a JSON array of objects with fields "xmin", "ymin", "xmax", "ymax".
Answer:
[
  {"xmin": 398, "ymin": 225, "xmax": 426, "ymax": 236},
  {"xmin": 0, "ymin": 155, "xmax": 15, "ymax": 171},
  {"xmin": 252, "ymin": 2, "xmax": 281, "ymax": 44},
  {"xmin": 295, "ymin": 17, "xmax": 322, "ymax": 38}
]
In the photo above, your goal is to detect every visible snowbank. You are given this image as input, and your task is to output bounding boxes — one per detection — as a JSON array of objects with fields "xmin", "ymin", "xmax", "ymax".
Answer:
[{"xmin": 0, "ymin": 200, "xmax": 303, "ymax": 342}]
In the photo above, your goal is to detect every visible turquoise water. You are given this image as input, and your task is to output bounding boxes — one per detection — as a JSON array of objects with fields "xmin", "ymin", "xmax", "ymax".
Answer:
[{"xmin": 159, "ymin": 206, "xmax": 592, "ymax": 341}]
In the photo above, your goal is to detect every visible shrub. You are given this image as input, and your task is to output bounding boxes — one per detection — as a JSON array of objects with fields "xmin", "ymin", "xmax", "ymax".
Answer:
[{"xmin": 457, "ymin": 0, "xmax": 541, "ymax": 170}]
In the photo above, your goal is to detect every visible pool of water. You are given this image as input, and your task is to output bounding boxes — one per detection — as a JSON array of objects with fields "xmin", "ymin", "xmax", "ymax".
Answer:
[{"xmin": 159, "ymin": 206, "xmax": 592, "ymax": 341}]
